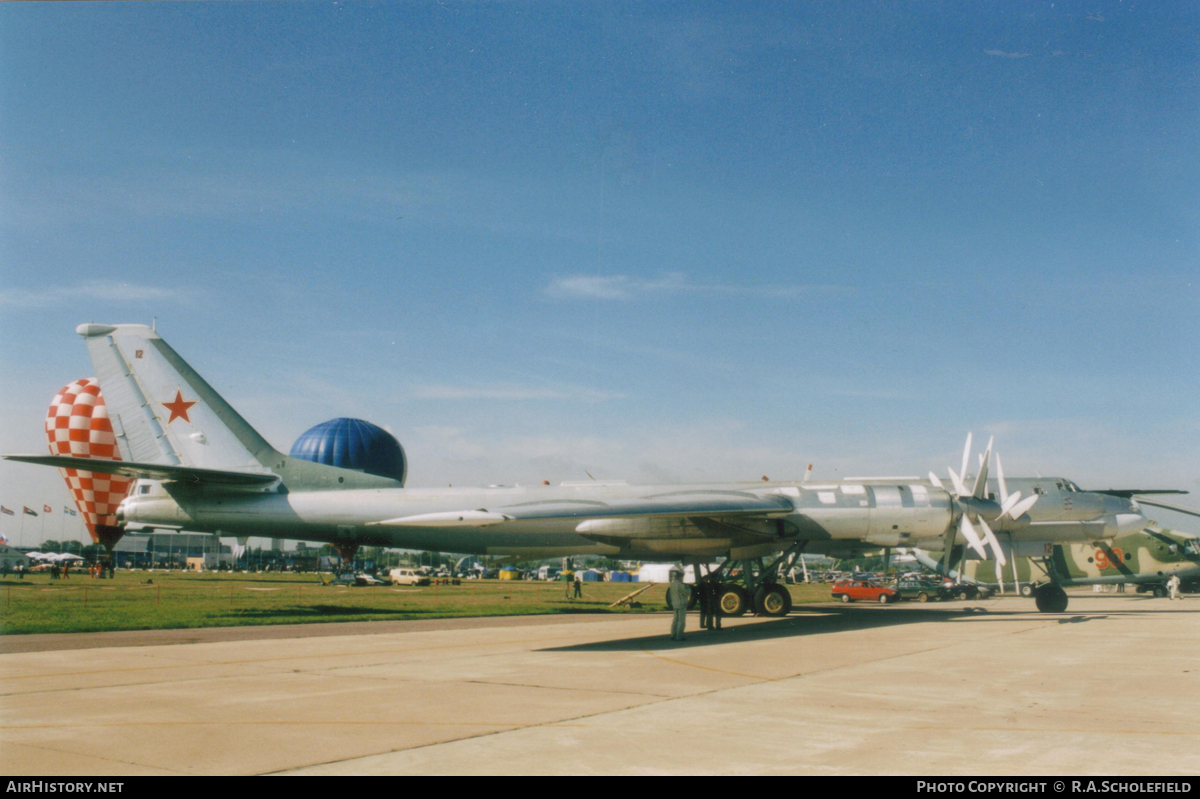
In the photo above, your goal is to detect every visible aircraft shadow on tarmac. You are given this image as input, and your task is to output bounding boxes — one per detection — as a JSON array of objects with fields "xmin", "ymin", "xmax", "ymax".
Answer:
[
  {"xmin": 221, "ymin": 604, "xmax": 478, "ymax": 620},
  {"xmin": 220, "ymin": 604, "xmax": 618, "ymax": 621},
  {"xmin": 537, "ymin": 603, "xmax": 1200, "ymax": 653}
]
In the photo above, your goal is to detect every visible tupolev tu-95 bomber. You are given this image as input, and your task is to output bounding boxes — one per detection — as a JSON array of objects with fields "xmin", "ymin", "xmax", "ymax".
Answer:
[{"xmin": 5, "ymin": 323, "xmax": 1189, "ymax": 614}]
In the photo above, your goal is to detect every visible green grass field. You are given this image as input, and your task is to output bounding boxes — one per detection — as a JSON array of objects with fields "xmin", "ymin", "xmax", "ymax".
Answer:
[{"xmin": 0, "ymin": 571, "xmax": 833, "ymax": 636}]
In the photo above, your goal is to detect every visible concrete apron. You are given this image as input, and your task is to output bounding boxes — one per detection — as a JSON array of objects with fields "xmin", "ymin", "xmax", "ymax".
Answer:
[{"xmin": 1, "ymin": 594, "xmax": 1197, "ymax": 775}]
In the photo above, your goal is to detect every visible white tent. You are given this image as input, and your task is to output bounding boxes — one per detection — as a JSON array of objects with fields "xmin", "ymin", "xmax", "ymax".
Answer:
[{"xmin": 635, "ymin": 563, "xmax": 720, "ymax": 584}]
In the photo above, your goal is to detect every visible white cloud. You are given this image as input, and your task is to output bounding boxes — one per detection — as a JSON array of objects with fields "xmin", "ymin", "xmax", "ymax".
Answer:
[
  {"xmin": 411, "ymin": 384, "xmax": 624, "ymax": 402},
  {"xmin": 984, "ymin": 50, "xmax": 1032, "ymax": 59},
  {"xmin": 0, "ymin": 280, "xmax": 184, "ymax": 307},
  {"xmin": 545, "ymin": 272, "xmax": 843, "ymax": 301}
]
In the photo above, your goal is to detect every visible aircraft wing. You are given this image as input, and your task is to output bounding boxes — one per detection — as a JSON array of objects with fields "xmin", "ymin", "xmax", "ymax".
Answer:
[
  {"xmin": 1130, "ymin": 497, "xmax": 1200, "ymax": 519},
  {"xmin": 369, "ymin": 490, "xmax": 796, "ymax": 528},
  {"xmin": 1095, "ymin": 489, "xmax": 1188, "ymax": 498},
  {"xmin": 2, "ymin": 455, "xmax": 279, "ymax": 487}
]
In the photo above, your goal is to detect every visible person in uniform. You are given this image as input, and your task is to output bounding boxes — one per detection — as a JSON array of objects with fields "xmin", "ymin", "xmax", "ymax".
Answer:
[
  {"xmin": 1168, "ymin": 573, "xmax": 1182, "ymax": 600},
  {"xmin": 697, "ymin": 573, "xmax": 712, "ymax": 630},
  {"xmin": 667, "ymin": 570, "xmax": 691, "ymax": 641},
  {"xmin": 573, "ymin": 572, "xmax": 583, "ymax": 599},
  {"xmin": 706, "ymin": 577, "xmax": 722, "ymax": 630}
]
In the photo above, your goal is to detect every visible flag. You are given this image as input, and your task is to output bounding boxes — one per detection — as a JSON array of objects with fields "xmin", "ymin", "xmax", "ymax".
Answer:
[
  {"xmin": 64, "ymin": 506, "xmax": 77, "ymax": 516},
  {"xmin": 22, "ymin": 506, "xmax": 37, "ymax": 517},
  {"xmin": 43, "ymin": 504, "xmax": 52, "ymax": 514},
  {"xmin": 0, "ymin": 532, "xmax": 7, "ymax": 545},
  {"xmin": 0, "ymin": 506, "xmax": 13, "ymax": 516}
]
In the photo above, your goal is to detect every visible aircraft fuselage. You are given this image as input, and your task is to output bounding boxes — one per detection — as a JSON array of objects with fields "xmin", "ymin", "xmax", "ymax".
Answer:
[{"xmin": 117, "ymin": 475, "xmax": 1146, "ymax": 559}]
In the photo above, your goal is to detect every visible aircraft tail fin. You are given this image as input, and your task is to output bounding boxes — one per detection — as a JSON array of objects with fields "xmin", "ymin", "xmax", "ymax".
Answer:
[{"xmin": 76, "ymin": 324, "xmax": 282, "ymax": 472}]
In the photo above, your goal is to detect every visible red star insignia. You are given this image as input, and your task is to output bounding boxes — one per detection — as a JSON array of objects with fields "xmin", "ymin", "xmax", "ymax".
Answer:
[{"xmin": 162, "ymin": 389, "xmax": 198, "ymax": 424}]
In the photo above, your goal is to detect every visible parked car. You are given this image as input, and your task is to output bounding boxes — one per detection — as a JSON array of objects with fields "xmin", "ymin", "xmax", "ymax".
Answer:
[
  {"xmin": 893, "ymin": 578, "xmax": 952, "ymax": 603},
  {"xmin": 831, "ymin": 579, "xmax": 899, "ymax": 604},
  {"xmin": 330, "ymin": 572, "xmax": 380, "ymax": 587},
  {"xmin": 936, "ymin": 578, "xmax": 992, "ymax": 600},
  {"xmin": 389, "ymin": 568, "xmax": 431, "ymax": 586}
]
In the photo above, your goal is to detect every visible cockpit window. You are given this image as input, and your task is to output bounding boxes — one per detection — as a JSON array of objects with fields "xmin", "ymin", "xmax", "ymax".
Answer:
[{"xmin": 1185, "ymin": 539, "xmax": 1200, "ymax": 557}]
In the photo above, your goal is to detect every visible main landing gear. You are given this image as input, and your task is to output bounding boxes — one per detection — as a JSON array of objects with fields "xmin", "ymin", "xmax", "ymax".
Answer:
[{"xmin": 691, "ymin": 544, "xmax": 802, "ymax": 619}]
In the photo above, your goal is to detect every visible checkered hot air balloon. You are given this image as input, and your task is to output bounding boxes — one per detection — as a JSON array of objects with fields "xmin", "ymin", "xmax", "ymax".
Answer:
[{"xmin": 45, "ymin": 379, "xmax": 134, "ymax": 551}]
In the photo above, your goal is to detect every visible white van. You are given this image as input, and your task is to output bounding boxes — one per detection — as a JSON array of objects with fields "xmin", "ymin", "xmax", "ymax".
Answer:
[{"xmin": 389, "ymin": 568, "xmax": 431, "ymax": 586}]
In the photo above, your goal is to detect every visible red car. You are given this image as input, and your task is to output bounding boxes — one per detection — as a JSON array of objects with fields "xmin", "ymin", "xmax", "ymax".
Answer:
[{"xmin": 831, "ymin": 579, "xmax": 899, "ymax": 604}]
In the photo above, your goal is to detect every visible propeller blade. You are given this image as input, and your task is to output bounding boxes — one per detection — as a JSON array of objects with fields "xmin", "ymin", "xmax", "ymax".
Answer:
[
  {"xmin": 948, "ymin": 467, "xmax": 968, "ymax": 498},
  {"xmin": 977, "ymin": 517, "xmax": 1007, "ymax": 567},
  {"xmin": 999, "ymin": 491, "xmax": 1023, "ymax": 519},
  {"xmin": 960, "ymin": 516, "xmax": 988, "ymax": 560},
  {"xmin": 1008, "ymin": 494, "xmax": 1039, "ymax": 520},
  {"xmin": 972, "ymin": 436, "xmax": 993, "ymax": 499},
  {"xmin": 960, "ymin": 433, "xmax": 973, "ymax": 485},
  {"xmin": 942, "ymin": 516, "xmax": 958, "ymax": 577},
  {"xmin": 929, "ymin": 471, "xmax": 945, "ymax": 491},
  {"xmin": 996, "ymin": 454, "xmax": 1009, "ymax": 505}
]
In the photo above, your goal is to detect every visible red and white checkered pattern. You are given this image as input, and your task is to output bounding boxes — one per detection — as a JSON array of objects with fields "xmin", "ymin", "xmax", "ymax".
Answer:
[{"xmin": 45, "ymin": 378, "xmax": 134, "ymax": 544}]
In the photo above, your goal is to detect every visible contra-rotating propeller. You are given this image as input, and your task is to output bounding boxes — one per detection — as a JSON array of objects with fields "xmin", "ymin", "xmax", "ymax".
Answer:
[{"xmin": 927, "ymin": 433, "xmax": 1040, "ymax": 570}]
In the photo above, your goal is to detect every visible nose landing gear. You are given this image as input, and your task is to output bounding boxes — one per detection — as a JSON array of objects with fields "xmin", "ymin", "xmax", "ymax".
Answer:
[{"xmin": 1033, "ymin": 583, "xmax": 1069, "ymax": 613}]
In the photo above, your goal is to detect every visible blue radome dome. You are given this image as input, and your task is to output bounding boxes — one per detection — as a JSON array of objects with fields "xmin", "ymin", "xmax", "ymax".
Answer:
[{"xmin": 289, "ymin": 417, "xmax": 407, "ymax": 484}]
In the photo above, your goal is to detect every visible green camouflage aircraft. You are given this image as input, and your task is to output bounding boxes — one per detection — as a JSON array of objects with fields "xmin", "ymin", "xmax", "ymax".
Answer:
[{"xmin": 916, "ymin": 524, "xmax": 1200, "ymax": 598}]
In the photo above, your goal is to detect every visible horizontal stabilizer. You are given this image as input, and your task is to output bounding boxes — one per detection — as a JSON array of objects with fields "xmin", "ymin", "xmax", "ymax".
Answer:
[{"xmin": 3, "ymin": 455, "xmax": 279, "ymax": 487}]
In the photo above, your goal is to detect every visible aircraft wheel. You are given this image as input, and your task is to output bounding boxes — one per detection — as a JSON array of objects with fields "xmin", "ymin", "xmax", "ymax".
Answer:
[
  {"xmin": 840, "ymin": 593, "xmax": 852, "ymax": 603},
  {"xmin": 1034, "ymin": 584, "xmax": 1069, "ymax": 613},
  {"xmin": 1020, "ymin": 584, "xmax": 1035, "ymax": 598},
  {"xmin": 917, "ymin": 592, "xmax": 929, "ymax": 603},
  {"xmin": 1153, "ymin": 586, "xmax": 1168, "ymax": 598},
  {"xmin": 717, "ymin": 584, "xmax": 750, "ymax": 617},
  {"xmin": 754, "ymin": 584, "xmax": 792, "ymax": 616}
]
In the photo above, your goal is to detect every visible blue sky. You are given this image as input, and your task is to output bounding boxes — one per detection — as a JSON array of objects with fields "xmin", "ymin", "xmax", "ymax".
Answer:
[{"xmin": 1, "ymin": 2, "xmax": 1197, "ymax": 546}]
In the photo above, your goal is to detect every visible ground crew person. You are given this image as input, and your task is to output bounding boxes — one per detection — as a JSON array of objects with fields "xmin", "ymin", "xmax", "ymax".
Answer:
[
  {"xmin": 706, "ymin": 577, "xmax": 722, "ymax": 630},
  {"xmin": 573, "ymin": 572, "xmax": 583, "ymax": 598},
  {"xmin": 697, "ymin": 574, "xmax": 712, "ymax": 630},
  {"xmin": 1168, "ymin": 573, "xmax": 1181, "ymax": 600},
  {"xmin": 667, "ymin": 570, "xmax": 691, "ymax": 641}
]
